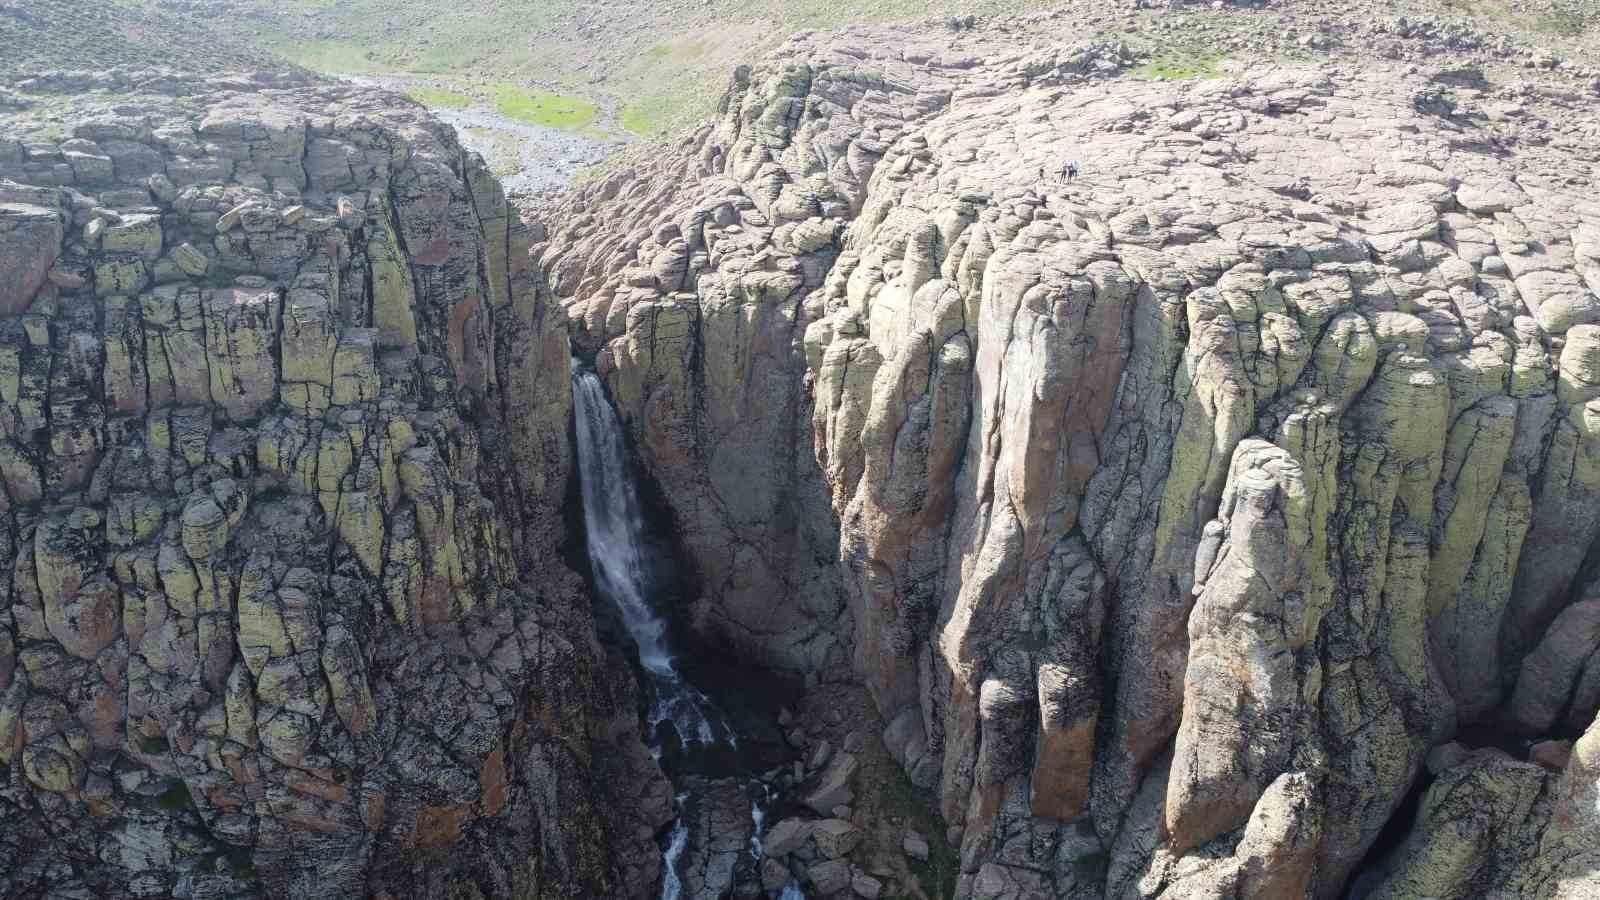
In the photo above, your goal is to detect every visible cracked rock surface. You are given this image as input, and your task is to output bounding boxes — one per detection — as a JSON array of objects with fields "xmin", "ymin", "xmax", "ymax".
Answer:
[
  {"xmin": 4, "ymin": 3, "xmax": 1600, "ymax": 900},
  {"xmin": 0, "ymin": 73, "xmax": 670, "ymax": 899},
  {"xmin": 537, "ymin": 16, "xmax": 1600, "ymax": 900}
]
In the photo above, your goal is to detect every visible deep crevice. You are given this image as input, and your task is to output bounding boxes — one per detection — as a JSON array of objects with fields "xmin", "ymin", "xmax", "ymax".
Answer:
[
  {"xmin": 1342, "ymin": 767, "xmax": 1433, "ymax": 900},
  {"xmin": 570, "ymin": 360, "xmax": 805, "ymax": 899}
]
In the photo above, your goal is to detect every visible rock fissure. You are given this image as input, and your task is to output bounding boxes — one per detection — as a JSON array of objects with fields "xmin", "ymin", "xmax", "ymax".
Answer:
[
  {"xmin": 534, "ymin": 21, "xmax": 1600, "ymax": 900},
  {"xmin": 4, "ymin": 6, "xmax": 1600, "ymax": 900}
]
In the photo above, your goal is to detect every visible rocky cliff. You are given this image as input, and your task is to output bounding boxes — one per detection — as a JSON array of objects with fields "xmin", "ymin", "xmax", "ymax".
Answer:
[
  {"xmin": 537, "ymin": 13, "xmax": 1600, "ymax": 900},
  {"xmin": 0, "ymin": 70, "xmax": 672, "ymax": 899},
  {"xmin": 5, "ymin": 4, "xmax": 1600, "ymax": 900}
]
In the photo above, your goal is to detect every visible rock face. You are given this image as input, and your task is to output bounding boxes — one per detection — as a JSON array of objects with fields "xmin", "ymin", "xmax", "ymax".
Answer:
[
  {"xmin": 0, "ymin": 76, "xmax": 667, "ymax": 899},
  {"xmin": 1361, "ymin": 712, "xmax": 1600, "ymax": 899},
  {"xmin": 536, "ymin": 20, "xmax": 1600, "ymax": 900},
  {"xmin": 5, "ymin": 8, "xmax": 1600, "ymax": 900}
]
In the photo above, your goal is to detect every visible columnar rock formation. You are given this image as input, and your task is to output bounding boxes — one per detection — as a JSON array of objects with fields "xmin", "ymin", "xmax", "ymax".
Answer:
[
  {"xmin": 0, "ymin": 75, "xmax": 670, "ymax": 898},
  {"xmin": 4, "ymin": 9, "xmax": 1600, "ymax": 900},
  {"xmin": 537, "ymin": 22, "xmax": 1600, "ymax": 900}
]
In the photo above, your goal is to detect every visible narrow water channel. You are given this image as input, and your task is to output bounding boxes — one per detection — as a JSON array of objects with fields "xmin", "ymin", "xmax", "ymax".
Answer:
[{"xmin": 572, "ymin": 361, "xmax": 802, "ymax": 899}]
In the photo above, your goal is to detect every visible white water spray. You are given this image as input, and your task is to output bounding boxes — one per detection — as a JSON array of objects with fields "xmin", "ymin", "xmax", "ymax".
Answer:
[
  {"xmin": 574, "ymin": 363, "xmax": 745, "ymax": 900},
  {"xmin": 749, "ymin": 782, "xmax": 773, "ymax": 860},
  {"xmin": 659, "ymin": 813, "xmax": 689, "ymax": 900},
  {"xmin": 572, "ymin": 362, "xmax": 721, "ymax": 748}
]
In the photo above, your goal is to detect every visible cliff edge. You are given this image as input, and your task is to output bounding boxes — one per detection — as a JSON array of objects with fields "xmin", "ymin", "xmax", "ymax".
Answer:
[
  {"xmin": 539, "ymin": 13, "xmax": 1600, "ymax": 899},
  {"xmin": 0, "ymin": 64, "xmax": 670, "ymax": 900}
]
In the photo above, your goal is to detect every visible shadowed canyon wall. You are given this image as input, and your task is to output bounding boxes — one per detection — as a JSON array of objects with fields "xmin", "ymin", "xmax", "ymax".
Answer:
[{"xmin": 537, "ymin": 24, "xmax": 1600, "ymax": 900}]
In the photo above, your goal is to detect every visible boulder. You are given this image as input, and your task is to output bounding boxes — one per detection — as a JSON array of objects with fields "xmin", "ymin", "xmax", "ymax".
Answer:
[
  {"xmin": 100, "ymin": 212, "xmax": 162, "ymax": 260},
  {"xmin": 802, "ymin": 752, "xmax": 858, "ymax": 816},
  {"xmin": 1530, "ymin": 740, "xmax": 1573, "ymax": 772},
  {"xmin": 806, "ymin": 859, "xmax": 852, "ymax": 895},
  {"xmin": 763, "ymin": 818, "xmax": 812, "ymax": 858},
  {"xmin": 811, "ymin": 819, "xmax": 862, "ymax": 859},
  {"xmin": 170, "ymin": 241, "xmax": 208, "ymax": 276},
  {"xmin": 902, "ymin": 830, "xmax": 930, "ymax": 862},
  {"xmin": 760, "ymin": 857, "xmax": 792, "ymax": 892},
  {"xmin": 0, "ymin": 202, "xmax": 63, "ymax": 314}
]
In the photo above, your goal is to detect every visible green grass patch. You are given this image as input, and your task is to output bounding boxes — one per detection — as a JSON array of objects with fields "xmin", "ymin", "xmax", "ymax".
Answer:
[
  {"xmin": 619, "ymin": 81, "xmax": 708, "ymax": 137},
  {"xmin": 645, "ymin": 38, "xmax": 708, "ymax": 62},
  {"xmin": 406, "ymin": 86, "xmax": 474, "ymax": 109},
  {"xmin": 244, "ymin": 0, "xmax": 582, "ymax": 75},
  {"xmin": 1133, "ymin": 50, "xmax": 1223, "ymax": 81},
  {"xmin": 410, "ymin": 42, "xmax": 486, "ymax": 74},
  {"xmin": 1442, "ymin": 0, "xmax": 1588, "ymax": 35},
  {"xmin": 491, "ymin": 84, "xmax": 597, "ymax": 129},
  {"xmin": 880, "ymin": 766, "xmax": 959, "ymax": 900},
  {"xmin": 620, "ymin": 94, "xmax": 683, "ymax": 136},
  {"xmin": 267, "ymin": 38, "xmax": 388, "ymax": 74},
  {"xmin": 1529, "ymin": 8, "xmax": 1588, "ymax": 34}
]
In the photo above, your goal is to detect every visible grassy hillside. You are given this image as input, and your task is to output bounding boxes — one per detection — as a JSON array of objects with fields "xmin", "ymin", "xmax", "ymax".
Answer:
[
  {"xmin": 120, "ymin": 0, "xmax": 1062, "ymax": 137},
  {"xmin": 0, "ymin": 0, "xmax": 292, "ymax": 82},
  {"xmin": 27, "ymin": 0, "xmax": 1592, "ymax": 141},
  {"xmin": 172, "ymin": 0, "xmax": 1597, "ymax": 139}
]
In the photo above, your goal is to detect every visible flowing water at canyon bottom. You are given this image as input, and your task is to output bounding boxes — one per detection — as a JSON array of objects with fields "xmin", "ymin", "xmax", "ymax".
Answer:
[
  {"xmin": 573, "ymin": 362, "xmax": 800, "ymax": 899},
  {"xmin": 573, "ymin": 363, "xmax": 726, "ymax": 748}
]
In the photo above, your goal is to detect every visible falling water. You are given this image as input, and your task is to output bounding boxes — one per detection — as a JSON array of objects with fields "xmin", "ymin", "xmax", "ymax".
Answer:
[
  {"xmin": 749, "ymin": 782, "xmax": 773, "ymax": 859},
  {"xmin": 659, "ymin": 813, "xmax": 689, "ymax": 900},
  {"xmin": 571, "ymin": 362, "xmax": 722, "ymax": 749},
  {"xmin": 573, "ymin": 362, "xmax": 736, "ymax": 900}
]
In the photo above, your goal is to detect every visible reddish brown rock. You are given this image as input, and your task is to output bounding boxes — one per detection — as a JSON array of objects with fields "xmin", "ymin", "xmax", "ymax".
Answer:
[
  {"xmin": 1531, "ymin": 740, "xmax": 1574, "ymax": 772},
  {"xmin": 414, "ymin": 804, "xmax": 469, "ymax": 849},
  {"xmin": 0, "ymin": 201, "xmax": 62, "ymax": 316}
]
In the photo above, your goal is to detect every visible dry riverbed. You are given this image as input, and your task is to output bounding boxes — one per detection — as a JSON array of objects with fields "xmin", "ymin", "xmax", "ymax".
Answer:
[{"xmin": 345, "ymin": 74, "xmax": 626, "ymax": 206}]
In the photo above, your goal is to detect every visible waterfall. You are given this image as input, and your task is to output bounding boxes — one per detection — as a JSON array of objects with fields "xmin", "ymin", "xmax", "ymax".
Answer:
[
  {"xmin": 573, "ymin": 362, "xmax": 736, "ymax": 900},
  {"xmin": 572, "ymin": 361, "xmax": 678, "ymax": 677},
  {"xmin": 749, "ymin": 781, "xmax": 773, "ymax": 859},
  {"xmin": 659, "ymin": 812, "xmax": 689, "ymax": 900},
  {"xmin": 571, "ymin": 361, "xmax": 722, "ymax": 749}
]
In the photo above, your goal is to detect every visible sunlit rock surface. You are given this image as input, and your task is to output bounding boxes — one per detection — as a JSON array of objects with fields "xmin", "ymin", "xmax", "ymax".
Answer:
[{"xmin": 538, "ymin": 22, "xmax": 1600, "ymax": 900}]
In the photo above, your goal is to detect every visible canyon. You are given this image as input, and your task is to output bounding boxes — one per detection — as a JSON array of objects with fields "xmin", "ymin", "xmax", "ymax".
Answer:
[{"xmin": 3, "ymin": 1, "xmax": 1600, "ymax": 899}]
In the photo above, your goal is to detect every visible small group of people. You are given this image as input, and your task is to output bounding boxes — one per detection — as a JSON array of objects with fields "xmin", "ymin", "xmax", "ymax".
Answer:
[{"xmin": 1038, "ymin": 159, "xmax": 1082, "ymax": 183}]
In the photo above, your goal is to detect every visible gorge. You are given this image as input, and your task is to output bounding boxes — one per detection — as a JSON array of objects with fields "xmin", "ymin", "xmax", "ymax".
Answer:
[
  {"xmin": 2, "ymin": 1, "xmax": 1600, "ymax": 899},
  {"xmin": 572, "ymin": 361, "xmax": 723, "ymax": 753},
  {"xmin": 574, "ymin": 359, "xmax": 784, "ymax": 900}
]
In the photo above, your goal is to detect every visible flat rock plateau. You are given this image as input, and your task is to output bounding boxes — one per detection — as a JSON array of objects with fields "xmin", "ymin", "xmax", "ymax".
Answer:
[{"xmin": 2, "ymin": 0, "xmax": 1600, "ymax": 899}]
